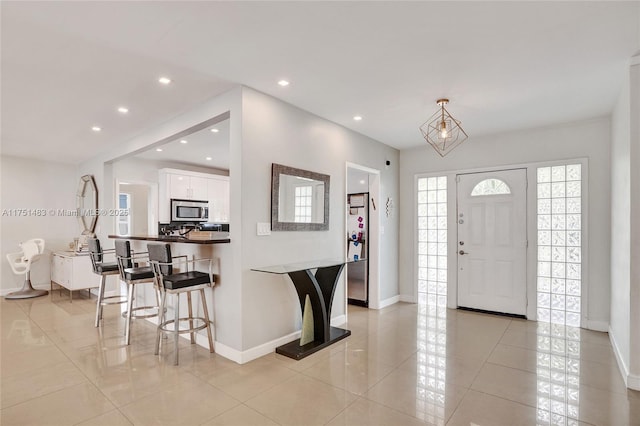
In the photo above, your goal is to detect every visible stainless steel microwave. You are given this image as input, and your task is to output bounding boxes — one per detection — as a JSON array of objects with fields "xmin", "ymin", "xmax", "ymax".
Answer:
[{"xmin": 171, "ymin": 199, "xmax": 209, "ymax": 222}]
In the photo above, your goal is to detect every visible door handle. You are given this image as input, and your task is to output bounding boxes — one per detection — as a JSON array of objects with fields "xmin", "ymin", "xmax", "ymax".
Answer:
[{"xmin": 459, "ymin": 250, "xmax": 468, "ymax": 255}]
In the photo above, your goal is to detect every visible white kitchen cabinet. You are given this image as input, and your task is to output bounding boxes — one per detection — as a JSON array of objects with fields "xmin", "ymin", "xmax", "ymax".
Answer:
[
  {"xmin": 51, "ymin": 251, "xmax": 101, "ymax": 301},
  {"xmin": 168, "ymin": 173, "xmax": 209, "ymax": 201},
  {"xmin": 190, "ymin": 176, "xmax": 209, "ymax": 200},
  {"xmin": 159, "ymin": 168, "xmax": 230, "ymax": 223},
  {"xmin": 169, "ymin": 174, "xmax": 191, "ymax": 199},
  {"xmin": 207, "ymin": 176, "xmax": 230, "ymax": 223}
]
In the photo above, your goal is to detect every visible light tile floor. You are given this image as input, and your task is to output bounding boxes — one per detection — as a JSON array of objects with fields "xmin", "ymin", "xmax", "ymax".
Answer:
[{"xmin": 1, "ymin": 292, "xmax": 639, "ymax": 425}]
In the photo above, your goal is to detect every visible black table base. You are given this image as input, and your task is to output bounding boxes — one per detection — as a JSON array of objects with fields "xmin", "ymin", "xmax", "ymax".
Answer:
[
  {"xmin": 277, "ymin": 264, "xmax": 350, "ymax": 360},
  {"xmin": 276, "ymin": 326, "xmax": 351, "ymax": 360},
  {"xmin": 252, "ymin": 260, "xmax": 358, "ymax": 361}
]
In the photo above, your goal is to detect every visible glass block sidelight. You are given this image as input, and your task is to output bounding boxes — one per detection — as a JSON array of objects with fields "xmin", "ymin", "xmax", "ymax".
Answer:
[
  {"xmin": 416, "ymin": 302, "xmax": 448, "ymax": 424},
  {"xmin": 536, "ymin": 322, "xmax": 581, "ymax": 425},
  {"xmin": 417, "ymin": 176, "xmax": 447, "ymax": 307},
  {"xmin": 537, "ymin": 165, "xmax": 582, "ymax": 327}
]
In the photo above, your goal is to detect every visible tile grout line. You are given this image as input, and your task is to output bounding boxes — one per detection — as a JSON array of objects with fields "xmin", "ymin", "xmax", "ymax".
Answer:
[
  {"xmin": 444, "ymin": 387, "xmax": 470, "ymax": 426},
  {"xmin": 42, "ymin": 297, "xmax": 128, "ymax": 424},
  {"xmin": 0, "ymin": 298, "xmax": 103, "ymax": 413},
  {"xmin": 45, "ymin": 295, "xmax": 158, "ymax": 425},
  {"xmin": 445, "ymin": 318, "xmax": 515, "ymax": 423},
  {"xmin": 320, "ymin": 396, "xmax": 360, "ymax": 425}
]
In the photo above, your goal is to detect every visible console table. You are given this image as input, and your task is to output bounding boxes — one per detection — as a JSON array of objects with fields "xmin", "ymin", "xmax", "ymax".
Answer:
[{"xmin": 252, "ymin": 259, "xmax": 361, "ymax": 360}]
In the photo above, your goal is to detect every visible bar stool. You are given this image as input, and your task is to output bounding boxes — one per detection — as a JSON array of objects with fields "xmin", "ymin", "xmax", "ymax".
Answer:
[
  {"xmin": 114, "ymin": 240, "xmax": 160, "ymax": 345},
  {"xmin": 148, "ymin": 243, "xmax": 215, "ymax": 365},
  {"xmin": 88, "ymin": 238, "xmax": 127, "ymax": 328}
]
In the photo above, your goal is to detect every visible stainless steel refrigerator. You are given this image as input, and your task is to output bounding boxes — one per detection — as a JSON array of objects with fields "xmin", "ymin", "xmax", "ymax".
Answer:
[{"xmin": 347, "ymin": 193, "xmax": 368, "ymax": 307}]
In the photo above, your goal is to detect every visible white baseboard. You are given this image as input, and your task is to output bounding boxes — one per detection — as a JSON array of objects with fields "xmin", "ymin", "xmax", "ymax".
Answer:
[
  {"xmin": 168, "ymin": 314, "xmax": 348, "ymax": 365},
  {"xmin": 212, "ymin": 340, "xmax": 243, "ymax": 363},
  {"xmin": 609, "ymin": 328, "xmax": 640, "ymax": 390},
  {"xmin": 628, "ymin": 373, "xmax": 640, "ymax": 391},
  {"xmin": 585, "ymin": 320, "xmax": 609, "ymax": 332},
  {"xmin": 0, "ymin": 284, "xmax": 50, "ymax": 296},
  {"xmin": 206, "ymin": 333, "xmax": 291, "ymax": 364},
  {"xmin": 378, "ymin": 295, "xmax": 399, "ymax": 309},
  {"xmin": 609, "ymin": 326, "xmax": 630, "ymax": 388},
  {"xmin": 627, "ymin": 374, "xmax": 640, "ymax": 391},
  {"xmin": 0, "ymin": 286, "xmax": 21, "ymax": 296},
  {"xmin": 331, "ymin": 314, "xmax": 346, "ymax": 327},
  {"xmin": 399, "ymin": 294, "xmax": 415, "ymax": 303}
]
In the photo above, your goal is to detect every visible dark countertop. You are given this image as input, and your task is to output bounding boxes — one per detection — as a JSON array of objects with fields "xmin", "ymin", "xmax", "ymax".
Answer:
[{"xmin": 108, "ymin": 233, "xmax": 230, "ymax": 244}]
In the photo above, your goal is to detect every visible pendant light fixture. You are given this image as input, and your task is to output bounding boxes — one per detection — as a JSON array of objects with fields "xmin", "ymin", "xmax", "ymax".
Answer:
[{"xmin": 419, "ymin": 99, "xmax": 468, "ymax": 157}]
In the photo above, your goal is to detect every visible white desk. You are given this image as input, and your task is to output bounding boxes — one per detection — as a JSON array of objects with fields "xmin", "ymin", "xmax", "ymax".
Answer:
[{"xmin": 50, "ymin": 251, "xmax": 100, "ymax": 301}]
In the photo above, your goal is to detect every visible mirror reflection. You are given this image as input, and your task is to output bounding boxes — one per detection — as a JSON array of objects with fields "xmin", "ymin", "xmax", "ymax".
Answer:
[
  {"xmin": 272, "ymin": 163, "xmax": 330, "ymax": 231},
  {"xmin": 77, "ymin": 174, "xmax": 98, "ymax": 235},
  {"xmin": 278, "ymin": 174, "xmax": 325, "ymax": 224}
]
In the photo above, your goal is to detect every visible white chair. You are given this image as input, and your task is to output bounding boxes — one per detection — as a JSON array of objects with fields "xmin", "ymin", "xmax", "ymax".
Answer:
[{"xmin": 5, "ymin": 238, "xmax": 49, "ymax": 299}]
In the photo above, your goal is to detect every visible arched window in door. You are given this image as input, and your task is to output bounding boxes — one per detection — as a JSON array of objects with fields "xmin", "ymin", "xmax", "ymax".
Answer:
[{"xmin": 470, "ymin": 178, "xmax": 511, "ymax": 196}]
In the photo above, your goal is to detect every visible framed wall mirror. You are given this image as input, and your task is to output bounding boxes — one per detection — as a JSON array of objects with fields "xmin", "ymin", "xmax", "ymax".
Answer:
[
  {"xmin": 271, "ymin": 163, "xmax": 330, "ymax": 231},
  {"xmin": 77, "ymin": 174, "xmax": 98, "ymax": 235}
]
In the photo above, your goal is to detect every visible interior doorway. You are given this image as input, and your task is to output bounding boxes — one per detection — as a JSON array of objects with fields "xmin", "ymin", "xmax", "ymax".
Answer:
[
  {"xmin": 346, "ymin": 163, "xmax": 380, "ymax": 309},
  {"xmin": 347, "ymin": 191, "xmax": 369, "ymax": 306},
  {"xmin": 115, "ymin": 180, "xmax": 157, "ymax": 236},
  {"xmin": 456, "ymin": 169, "xmax": 527, "ymax": 316}
]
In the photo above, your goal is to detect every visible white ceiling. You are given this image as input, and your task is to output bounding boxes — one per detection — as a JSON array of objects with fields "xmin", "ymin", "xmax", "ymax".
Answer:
[
  {"xmin": 135, "ymin": 118, "xmax": 230, "ymax": 170},
  {"xmin": 2, "ymin": 2, "xmax": 638, "ymax": 164}
]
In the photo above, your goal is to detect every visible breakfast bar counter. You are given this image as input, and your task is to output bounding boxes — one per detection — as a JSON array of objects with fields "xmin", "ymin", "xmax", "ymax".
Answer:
[{"xmin": 108, "ymin": 233, "xmax": 230, "ymax": 244}]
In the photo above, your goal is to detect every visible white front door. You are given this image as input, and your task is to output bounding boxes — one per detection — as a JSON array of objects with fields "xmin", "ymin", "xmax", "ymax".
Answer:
[{"xmin": 457, "ymin": 169, "xmax": 527, "ymax": 316}]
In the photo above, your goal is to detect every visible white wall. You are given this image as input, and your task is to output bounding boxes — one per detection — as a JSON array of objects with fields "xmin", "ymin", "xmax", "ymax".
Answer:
[
  {"xmin": 609, "ymin": 57, "xmax": 640, "ymax": 390},
  {"xmin": 399, "ymin": 117, "xmax": 612, "ymax": 326},
  {"xmin": 610, "ymin": 68, "xmax": 631, "ymax": 377},
  {"xmin": 1, "ymin": 155, "xmax": 78, "ymax": 294},
  {"xmin": 630, "ymin": 60, "xmax": 640, "ymax": 386},
  {"xmin": 239, "ymin": 87, "xmax": 399, "ymax": 351}
]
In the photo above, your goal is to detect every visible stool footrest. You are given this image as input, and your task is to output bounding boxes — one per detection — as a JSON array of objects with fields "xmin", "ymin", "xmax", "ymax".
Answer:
[
  {"xmin": 159, "ymin": 317, "xmax": 210, "ymax": 334},
  {"xmin": 128, "ymin": 305, "xmax": 160, "ymax": 319},
  {"xmin": 99, "ymin": 295, "xmax": 128, "ymax": 306}
]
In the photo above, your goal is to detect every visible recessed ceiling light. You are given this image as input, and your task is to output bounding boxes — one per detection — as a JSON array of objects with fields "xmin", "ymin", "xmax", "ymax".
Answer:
[
  {"xmin": 278, "ymin": 80, "xmax": 290, "ymax": 87},
  {"xmin": 91, "ymin": 126, "xmax": 101, "ymax": 132},
  {"xmin": 158, "ymin": 76, "xmax": 172, "ymax": 85},
  {"xmin": 206, "ymin": 157, "xmax": 212, "ymax": 161},
  {"xmin": 180, "ymin": 139, "xmax": 188, "ymax": 144},
  {"xmin": 210, "ymin": 128, "xmax": 219, "ymax": 133},
  {"xmin": 117, "ymin": 106, "xmax": 129, "ymax": 114},
  {"xmin": 353, "ymin": 116, "xmax": 363, "ymax": 121},
  {"xmin": 156, "ymin": 148, "xmax": 163, "ymax": 152},
  {"xmin": 360, "ymin": 180, "xmax": 366, "ymax": 184}
]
